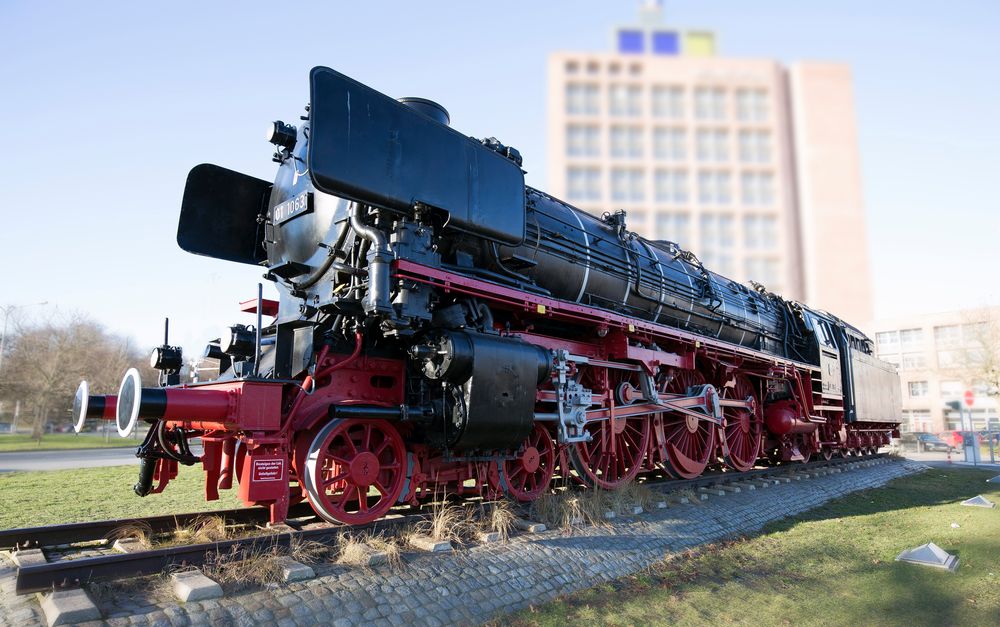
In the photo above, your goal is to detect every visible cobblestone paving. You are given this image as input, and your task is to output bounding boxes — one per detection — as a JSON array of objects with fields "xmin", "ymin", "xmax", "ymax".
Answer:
[{"xmin": 0, "ymin": 460, "xmax": 927, "ymax": 626}]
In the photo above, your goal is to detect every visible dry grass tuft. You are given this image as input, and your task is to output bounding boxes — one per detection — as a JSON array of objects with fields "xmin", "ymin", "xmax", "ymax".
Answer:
[
  {"xmin": 201, "ymin": 543, "xmax": 284, "ymax": 589},
  {"xmin": 106, "ymin": 521, "xmax": 153, "ymax": 550},
  {"xmin": 482, "ymin": 500, "xmax": 518, "ymax": 543},
  {"xmin": 412, "ymin": 500, "xmax": 475, "ymax": 544},
  {"xmin": 337, "ymin": 532, "xmax": 403, "ymax": 570},
  {"xmin": 169, "ymin": 515, "xmax": 230, "ymax": 545},
  {"xmin": 612, "ymin": 481, "xmax": 662, "ymax": 511},
  {"xmin": 288, "ymin": 536, "xmax": 331, "ymax": 565},
  {"xmin": 530, "ymin": 488, "xmax": 612, "ymax": 530}
]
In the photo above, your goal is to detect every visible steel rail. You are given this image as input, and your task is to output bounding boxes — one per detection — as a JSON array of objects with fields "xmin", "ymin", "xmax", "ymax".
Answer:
[
  {"xmin": 0, "ymin": 503, "xmax": 317, "ymax": 551},
  {"xmin": 14, "ymin": 511, "xmax": 427, "ymax": 595}
]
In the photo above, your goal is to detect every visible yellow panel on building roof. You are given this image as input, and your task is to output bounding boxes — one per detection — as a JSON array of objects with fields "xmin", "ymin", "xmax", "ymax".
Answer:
[{"xmin": 684, "ymin": 31, "xmax": 716, "ymax": 56}]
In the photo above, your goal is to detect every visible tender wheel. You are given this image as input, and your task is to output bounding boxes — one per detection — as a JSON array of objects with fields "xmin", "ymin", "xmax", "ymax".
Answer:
[
  {"xmin": 303, "ymin": 419, "xmax": 406, "ymax": 525},
  {"xmin": 658, "ymin": 369, "xmax": 717, "ymax": 479},
  {"xmin": 569, "ymin": 414, "xmax": 650, "ymax": 490},
  {"xmin": 494, "ymin": 423, "xmax": 556, "ymax": 502},
  {"xmin": 719, "ymin": 373, "xmax": 762, "ymax": 472}
]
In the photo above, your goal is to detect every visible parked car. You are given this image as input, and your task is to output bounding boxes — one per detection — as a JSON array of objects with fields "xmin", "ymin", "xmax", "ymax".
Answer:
[
  {"xmin": 938, "ymin": 431, "xmax": 982, "ymax": 449},
  {"xmin": 898, "ymin": 432, "xmax": 952, "ymax": 453}
]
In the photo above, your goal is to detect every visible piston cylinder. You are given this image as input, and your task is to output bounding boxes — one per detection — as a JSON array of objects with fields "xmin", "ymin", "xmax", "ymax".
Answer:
[{"xmin": 764, "ymin": 399, "xmax": 818, "ymax": 435}]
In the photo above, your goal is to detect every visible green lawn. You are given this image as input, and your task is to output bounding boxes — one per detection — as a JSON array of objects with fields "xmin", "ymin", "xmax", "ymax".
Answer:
[
  {"xmin": 0, "ymin": 433, "xmax": 138, "ymax": 452},
  {"xmin": 0, "ymin": 464, "xmax": 244, "ymax": 528},
  {"xmin": 511, "ymin": 468, "xmax": 1000, "ymax": 627}
]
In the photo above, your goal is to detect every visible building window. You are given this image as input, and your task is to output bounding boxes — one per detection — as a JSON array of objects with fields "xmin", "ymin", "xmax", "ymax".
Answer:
[
  {"xmin": 899, "ymin": 328, "xmax": 924, "ymax": 350},
  {"xmin": 738, "ymin": 130, "xmax": 772, "ymax": 163},
  {"xmin": 937, "ymin": 350, "xmax": 961, "ymax": 368},
  {"xmin": 741, "ymin": 172, "xmax": 775, "ymax": 206},
  {"xmin": 876, "ymin": 331, "xmax": 899, "ymax": 350},
  {"xmin": 744, "ymin": 257, "xmax": 780, "ymax": 286},
  {"xmin": 628, "ymin": 210, "xmax": 647, "ymax": 232},
  {"xmin": 655, "ymin": 212, "xmax": 691, "ymax": 248},
  {"xmin": 743, "ymin": 214, "xmax": 778, "ymax": 251},
  {"xmin": 934, "ymin": 325, "xmax": 962, "ymax": 347},
  {"xmin": 940, "ymin": 380, "xmax": 963, "ymax": 398},
  {"xmin": 652, "ymin": 86, "xmax": 684, "ymax": 118},
  {"xmin": 736, "ymin": 88, "xmax": 769, "ymax": 122},
  {"xmin": 901, "ymin": 353, "xmax": 925, "ymax": 370},
  {"xmin": 696, "ymin": 129, "xmax": 728, "ymax": 162},
  {"xmin": 567, "ymin": 124, "xmax": 600, "ymax": 157},
  {"xmin": 609, "ymin": 84, "xmax": 642, "ymax": 117},
  {"xmin": 700, "ymin": 214, "xmax": 735, "ymax": 276},
  {"xmin": 908, "ymin": 381, "xmax": 929, "ymax": 398},
  {"xmin": 610, "ymin": 168, "xmax": 644, "ymax": 202},
  {"xmin": 609, "ymin": 125, "xmax": 643, "ymax": 158},
  {"xmin": 654, "ymin": 169, "xmax": 688, "ymax": 204},
  {"xmin": 567, "ymin": 83, "xmax": 600, "ymax": 115},
  {"xmin": 653, "ymin": 127, "xmax": 686, "ymax": 160},
  {"xmin": 694, "ymin": 87, "xmax": 726, "ymax": 120},
  {"xmin": 567, "ymin": 167, "xmax": 601, "ymax": 201},
  {"xmin": 697, "ymin": 170, "xmax": 731, "ymax": 205}
]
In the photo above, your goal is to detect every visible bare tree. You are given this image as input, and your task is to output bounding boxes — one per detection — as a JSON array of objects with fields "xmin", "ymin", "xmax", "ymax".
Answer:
[
  {"xmin": 0, "ymin": 311, "xmax": 158, "ymax": 439},
  {"xmin": 960, "ymin": 308, "xmax": 1000, "ymax": 401}
]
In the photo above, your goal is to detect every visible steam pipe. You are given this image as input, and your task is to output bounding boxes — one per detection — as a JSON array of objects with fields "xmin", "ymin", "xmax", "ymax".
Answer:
[{"xmin": 349, "ymin": 202, "xmax": 392, "ymax": 315}]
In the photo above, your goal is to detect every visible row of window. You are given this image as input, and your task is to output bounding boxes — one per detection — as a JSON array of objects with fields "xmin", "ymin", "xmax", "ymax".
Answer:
[
  {"xmin": 565, "ymin": 83, "xmax": 770, "ymax": 121},
  {"xmin": 623, "ymin": 211, "xmax": 780, "ymax": 254},
  {"xmin": 875, "ymin": 322, "xmax": 990, "ymax": 350},
  {"xmin": 567, "ymin": 167, "xmax": 776, "ymax": 206},
  {"xmin": 908, "ymin": 379, "xmax": 974, "ymax": 398},
  {"xmin": 882, "ymin": 349, "xmax": 986, "ymax": 370}
]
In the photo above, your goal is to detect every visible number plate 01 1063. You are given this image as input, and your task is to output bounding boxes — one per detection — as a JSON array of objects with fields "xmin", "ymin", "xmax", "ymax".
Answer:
[{"xmin": 272, "ymin": 191, "xmax": 313, "ymax": 224}]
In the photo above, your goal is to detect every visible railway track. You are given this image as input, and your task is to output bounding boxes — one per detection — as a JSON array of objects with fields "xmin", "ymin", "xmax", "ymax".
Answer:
[{"xmin": 4, "ymin": 453, "xmax": 890, "ymax": 596}]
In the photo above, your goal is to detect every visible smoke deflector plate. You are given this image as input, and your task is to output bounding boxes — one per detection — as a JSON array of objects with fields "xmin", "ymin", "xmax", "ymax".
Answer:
[
  {"xmin": 961, "ymin": 495, "xmax": 996, "ymax": 508},
  {"xmin": 895, "ymin": 542, "xmax": 959, "ymax": 572}
]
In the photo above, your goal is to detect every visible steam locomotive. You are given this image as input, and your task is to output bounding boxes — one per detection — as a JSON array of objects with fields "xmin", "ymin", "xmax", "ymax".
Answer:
[{"xmin": 74, "ymin": 67, "xmax": 900, "ymax": 525}]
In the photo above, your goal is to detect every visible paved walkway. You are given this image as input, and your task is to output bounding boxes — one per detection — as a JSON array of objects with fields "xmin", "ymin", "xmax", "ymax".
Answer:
[{"xmin": 0, "ymin": 459, "xmax": 928, "ymax": 626}]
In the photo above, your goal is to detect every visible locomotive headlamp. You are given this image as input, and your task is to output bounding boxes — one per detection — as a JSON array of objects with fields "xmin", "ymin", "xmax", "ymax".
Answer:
[
  {"xmin": 150, "ymin": 346, "xmax": 183, "ymax": 371},
  {"xmin": 203, "ymin": 341, "xmax": 226, "ymax": 361},
  {"xmin": 220, "ymin": 324, "xmax": 256, "ymax": 358},
  {"xmin": 267, "ymin": 120, "xmax": 297, "ymax": 151}
]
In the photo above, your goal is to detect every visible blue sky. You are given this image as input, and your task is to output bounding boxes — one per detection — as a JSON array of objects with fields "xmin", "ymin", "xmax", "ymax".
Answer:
[{"xmin": 1, "ymin": 1, "xmax": 998, "ymax": 355}]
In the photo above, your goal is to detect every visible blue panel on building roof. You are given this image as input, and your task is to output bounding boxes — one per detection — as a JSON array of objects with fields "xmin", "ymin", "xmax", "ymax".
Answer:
[
  {"xmin": 653, "ymin": 31, "xmax": 679, "ymax": 55},
  {"xmin": 618, "ymin": 30, "xmax": 644, "ymax": 54}
]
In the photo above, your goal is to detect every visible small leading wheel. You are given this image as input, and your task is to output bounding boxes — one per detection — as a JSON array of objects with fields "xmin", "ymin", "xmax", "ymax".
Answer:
[
  {"xmin": 569, "ymin": 415, "xmax": 650, "ymax": 490},
  {"xmin": 303, "ymin": 419, "xmax": 406, "ymax": 525},
  {"xmin": 494, "ymin": 423, "xmax": 556, "ymax": 502},
  {"xmin": 821, "ymin": 446, "xmax": 834, "ymax": 461},
  {"xmin": 659, "ymin": 369, "xmax": 717, "ymax": 479},
  {"xmin": 719, "ymin": 373, "xmax": 762, "ymax": 472}
]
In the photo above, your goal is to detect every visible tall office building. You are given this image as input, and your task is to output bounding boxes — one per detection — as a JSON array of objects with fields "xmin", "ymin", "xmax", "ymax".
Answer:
[{"xmin": 546, "ymin": 2, "xmax": 873, "ymax": 324}]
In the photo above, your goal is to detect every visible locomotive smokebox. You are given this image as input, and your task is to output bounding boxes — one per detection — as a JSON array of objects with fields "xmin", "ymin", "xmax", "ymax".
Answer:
[{"xmin": 397, "ymin": 97, "xmax": 450, "ymax": 126}]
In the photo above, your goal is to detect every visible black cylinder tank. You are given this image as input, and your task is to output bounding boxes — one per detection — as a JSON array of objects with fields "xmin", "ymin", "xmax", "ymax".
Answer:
[{"xmin": 488, "ymin": 189, "xmax": 788, "ymax": 355}]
